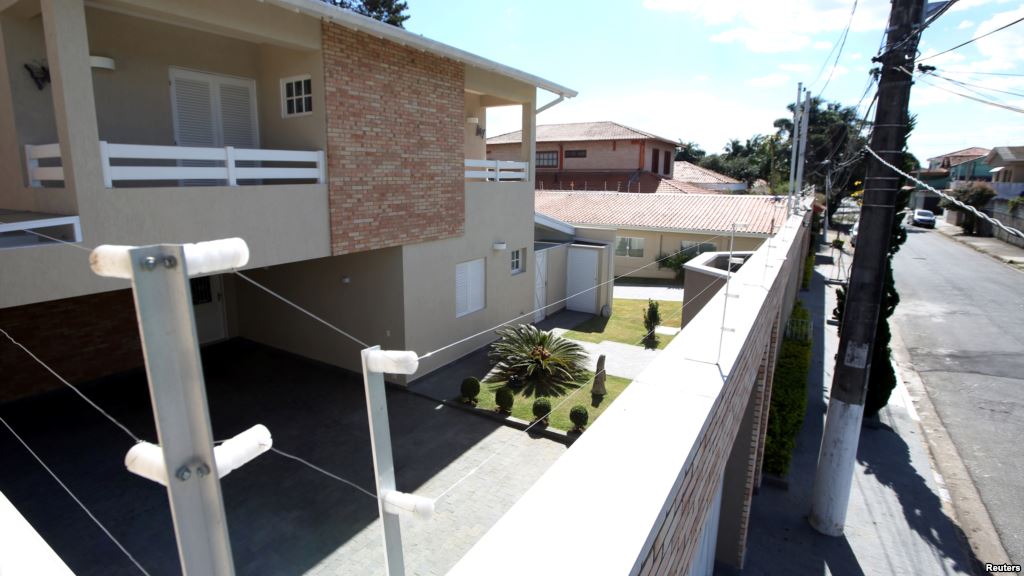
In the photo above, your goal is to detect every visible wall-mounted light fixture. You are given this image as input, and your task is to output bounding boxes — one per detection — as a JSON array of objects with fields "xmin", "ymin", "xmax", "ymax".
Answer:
[
  {"xmin": 492, "ymin": 241, "xmax": 507, "ymax": 251},
  {"xmin": 90, "ymin": 56, "xmax": 116, "ymax": 71},
  {"xmin": 23, "ymin": 61, "xmax": 49, "ymax": 90}
]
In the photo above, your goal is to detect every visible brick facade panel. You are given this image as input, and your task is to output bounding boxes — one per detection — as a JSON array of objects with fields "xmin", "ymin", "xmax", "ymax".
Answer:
[
  {"xmin": 322, "ymin": 23, "xmax": 464, "ymax": 255},
  {"xmin": 0, "ymin": 290, "xmax": 143, "ymax": 404}
]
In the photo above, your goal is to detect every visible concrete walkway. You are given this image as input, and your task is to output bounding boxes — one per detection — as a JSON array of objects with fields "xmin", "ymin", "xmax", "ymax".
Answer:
[
  {"xmin": 561, "ymin": 338, "xmax": 659, "ymax": 380},
  {"xmin": 612, "ymin": 283, "xmax": 684, "ymax": 302},
  {"xmin": 935, "ymin": 215, "xmax": 1024, "ymax": 268},
  {"xmin": 741, "ymin": 243, "xmax": 980, "ymax": 576}
]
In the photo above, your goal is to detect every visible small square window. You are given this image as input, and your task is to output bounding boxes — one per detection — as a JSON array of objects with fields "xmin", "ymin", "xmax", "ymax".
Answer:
[
  {"xmin": 511, "ymin": 248, "xmax": 524, "ymax": 275},
  {"xmin": 281, "ymin": 75, "xmax": 313, "ymax": 118}
]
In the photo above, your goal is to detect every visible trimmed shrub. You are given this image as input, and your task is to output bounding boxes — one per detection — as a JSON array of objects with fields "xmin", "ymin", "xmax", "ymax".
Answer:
[
  {"xmin": 569, "ymin": 405, "xmax": 589, "ymax": 431},
  {"xmin": 802, "ymin": 253, "xmax": 814, "ymax": 290},
  {"xmin": 532, "ymin": 397, "xmax": 552, "ymax": 421},
  {"xmin": 486, "ymin": 324, "xmax": 588, "ymax": 396},
  {"xmin": 495, "ymin": 387, "xmax": 514, "ymax": 414},
  {"xmin": 460, "ymin": 377, "xmax": 480, "ymax": 403},
  {"xmin": 763, "ymin": 302, "xmax": 813, "ymax": 478},
  {"xmin": 642, "ymin": 299, "xmax": 661, "ymax": 350}
]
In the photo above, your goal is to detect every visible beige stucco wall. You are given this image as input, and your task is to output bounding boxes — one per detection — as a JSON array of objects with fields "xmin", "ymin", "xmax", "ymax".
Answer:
[
  {"xmin": 256, "ymin": 43, "xmax": 325, "ymax": 151},
  {"xmin": 0, "ymin": 183, "xmax": 330, "ymax": 308},
  {"xmin": 464, "ymin": 92, "xmax": 486, "ymax": 160},
  {"xmin": 401, "ymin": 181, "xmax": 535, "ymax": 379},
  {"xmin": 574, "ymin": 226, "xmax": 765, "ymax": 280},
  {"xmin": 234, "ymin": 247, "xmax": 406, "ymax": 377}
]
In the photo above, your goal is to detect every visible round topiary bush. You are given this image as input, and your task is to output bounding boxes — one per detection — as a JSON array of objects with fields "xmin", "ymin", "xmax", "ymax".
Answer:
[
  {"xmin": 532, "ymin": 397, "xmax": 552, "ymax": 421},
  {"xmin": 460, "ymin": 377, "xmax": 480, "ymax": 403},
  {"xmin": 495, "ymin": 387, "xmax": 514, "ymax": 414},
  {"xmin": 569, "ymin": 405, "xmax": 589, "ymax": 431}
]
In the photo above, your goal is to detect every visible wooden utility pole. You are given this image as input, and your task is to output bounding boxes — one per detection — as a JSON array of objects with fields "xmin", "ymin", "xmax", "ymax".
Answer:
[{"xmin": 809, "ymin": 0, "xmax": 925, "ymax": 536}]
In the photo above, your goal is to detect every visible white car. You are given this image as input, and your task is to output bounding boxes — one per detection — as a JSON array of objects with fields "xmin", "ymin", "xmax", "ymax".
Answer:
[{"xmin": 910, "ymin": 209, "xmax": 936, "ymax": 228}]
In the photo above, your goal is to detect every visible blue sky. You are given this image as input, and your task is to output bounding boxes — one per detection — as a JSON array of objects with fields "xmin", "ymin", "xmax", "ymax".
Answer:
[{"xmin": 407, "ymin": 0, "xmax": 1024, "ymax": 164}]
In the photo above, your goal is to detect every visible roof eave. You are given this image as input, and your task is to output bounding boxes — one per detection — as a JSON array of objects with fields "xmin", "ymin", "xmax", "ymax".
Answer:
[{"xmin": 272, "ymin": 0, "xmax": 578, "ymax": 98}]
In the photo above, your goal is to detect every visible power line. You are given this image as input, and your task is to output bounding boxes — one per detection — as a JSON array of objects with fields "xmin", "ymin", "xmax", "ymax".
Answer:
[
  {"xmin": 864, "ymin": 145, "xmax": 1024, "ymax": 240},
  {"xmin": 885, "ymin": 0, "xmax": 959, "ymax": 56},
  {"xmin": 816, "ymin": 0, "xmax": 859, "ymax": 97},
  {"xmin": 919, "ymin": 14, "xmax": 1024, "ymax": 62},
  {"xmin": 937, "ymin": 69, "xmax": 1024, "ymax": 77},
  {"xmin": 0, "ymin": 416, "xmax": 152, "ymax": 575},
  {"xmin": 930, "ymin": 72, "xmax": 1024, "ymax": 99},
  {"xmin": 0, "ymin": 328, "xmax": 142, "ymax": 443},
  {"xmin": 911, "ymin": 70, "xmax": 1024, "ymax": 113}
]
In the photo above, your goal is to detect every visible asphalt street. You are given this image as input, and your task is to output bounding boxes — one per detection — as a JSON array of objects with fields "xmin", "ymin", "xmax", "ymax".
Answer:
[{"xmin": 891, "ymin": 226, "xmax": 1024, "ymax": 565}]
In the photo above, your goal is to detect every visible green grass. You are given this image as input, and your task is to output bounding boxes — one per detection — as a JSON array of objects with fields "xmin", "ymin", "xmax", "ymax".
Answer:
[
  {"xmin": 470, "ymin": 371, "xmax": 632, "ymax": 431},
  {"xmin": 563, "ymin": 298, "xmax": 682, "ymax": 350}
]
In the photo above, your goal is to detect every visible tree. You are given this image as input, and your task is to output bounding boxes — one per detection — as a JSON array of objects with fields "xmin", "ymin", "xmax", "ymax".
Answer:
[
  {"xmin": 486, "ymin": 324, "xmax": 588, "ymax": 396},
  {"xmin": 943, "ymin": 182, "xmax": 996, "ymax": 235},
  {"xmin": 675, "ymin": 141, "xmax": 706, "ymax": 163},
  {"xmin": 326, "ymin": 0, "xmax": 409, "ymax": 27},
  {"xmin": 642, "ymin": 300, "xmax": 661, "ymax": 350}
]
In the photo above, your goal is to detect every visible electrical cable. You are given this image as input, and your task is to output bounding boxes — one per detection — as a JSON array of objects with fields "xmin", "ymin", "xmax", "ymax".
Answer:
[
  {"xmin": 864, "ymin": 146, "xmax": 1024, "ymax": 240},
  {"xmin": 909, "ymin": 69, "xmax": 1024, "ymax": 114},
  {"xmin": 930, "ymin": 72, "xmax": 1024, "ymax": 99},
  {"xmin": 918, "ymin": 15, "xmax": 1024, "ymax": 63},
  {"xmin": 0, "ymin": 328, "xmax": 142, "ymax": 443},
  {"xmin": 815, "ymin": 0, "xmax": 858, "ymax": 98},
  {"xmin": 0, "ymin": 416, "xmax": 152, "ymax": 576}
]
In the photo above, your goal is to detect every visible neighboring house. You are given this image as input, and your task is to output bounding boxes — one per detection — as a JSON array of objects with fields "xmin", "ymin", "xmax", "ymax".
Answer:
[
  {"xmin": 0, "ymin": 0, "xmax": 576, "ymax": 399},
  {"xmin": 672, "ymin": 161, "xmax": 747, "ymax": 192},
  {"xmin": 911, "ymin": 146, "xmax": 989, "ymax": 211},
  {"xmin": 535, "ymin": 191, "xmax": 788, "ymax": 279},
  {"xmin": 984, "ymin": 146, "xmax": 1024, "ymax": 198},
  {"xmin": 487, "ymin": 121, "xmax": 687, "ymax": 193}
]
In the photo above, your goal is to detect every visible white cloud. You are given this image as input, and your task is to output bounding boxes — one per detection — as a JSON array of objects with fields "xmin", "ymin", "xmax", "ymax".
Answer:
[
  {"xmin": 694, "ymin": 74, "xmax": 710, "ymax": 82},
  {"xmin": 848, "ymin": 52, "xmax": 863, "ymax": 61},
  {"xmin": 747, "ymin": 73, "xmax": 791, "ymax": 87},
  {"xmin": 948, "ymin": 0, "xmax": 1012, "ymax": 13},
  {"xmin": 643, "ymin": 0, "xmax": 891, "ymax": 53},
  {"xmin": 779, "ymin": 63, "xmax": 813, "ymax": 73},
  {"xmin": 813, "ymin": 40, "xmax": 833, "ymax": 50},
  {"xmin": 957, "ymin": 19, "xmax": 975, "ymax": 30},
  {"xmin": 968, "ymin": 5, "xmax": 1024, "ymax": 72}
]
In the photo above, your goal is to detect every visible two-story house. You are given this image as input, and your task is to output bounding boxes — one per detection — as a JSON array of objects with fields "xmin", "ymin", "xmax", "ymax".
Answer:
[
  {"xmin": 984, "ymin": 146, "xmax": 1024, "ymax": 198},
  {"xmin": 486, "ymin": 121, "xmax": 696, "ymax": 193},
  {"xmin": 0, "ymin": 0, "xmax": 576, "ymax": 401}
]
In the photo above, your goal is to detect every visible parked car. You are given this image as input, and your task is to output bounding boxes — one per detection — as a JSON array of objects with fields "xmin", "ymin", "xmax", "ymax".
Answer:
[
  {"xmin": 909, "ymin": 209, "xmax": 936, "ymax": 228},
  {"xmin": 850, "ymin": 220, "xmax": 859, "ymax": 247}
]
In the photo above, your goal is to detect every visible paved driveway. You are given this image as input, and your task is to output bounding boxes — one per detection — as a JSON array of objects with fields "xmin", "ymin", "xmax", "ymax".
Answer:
[{"xmin": 0, "ymin": 340, "xmax": 565, "ymax": 575}]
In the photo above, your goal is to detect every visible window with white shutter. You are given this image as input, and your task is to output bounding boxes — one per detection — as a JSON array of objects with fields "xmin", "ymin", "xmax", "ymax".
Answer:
[
  {"xmin": 170, "ymin": 68, "xmax": 258, "ymax": 149},
  {"xmin": 455, "ymin": 258, "xmax": 486, "ymax": 317}
]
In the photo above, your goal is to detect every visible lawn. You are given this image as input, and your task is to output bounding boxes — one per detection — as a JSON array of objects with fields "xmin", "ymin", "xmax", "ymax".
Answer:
[
  {"xmin": 471, "ymin": 371, "xmax": 632, "ymax": 432},
  {"xmin": 563, "ymin": 298, "xmax": 682, "ymax": 350}
]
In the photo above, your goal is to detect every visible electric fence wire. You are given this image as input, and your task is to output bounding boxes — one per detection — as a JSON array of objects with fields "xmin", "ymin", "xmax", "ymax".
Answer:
[
  {"xmin": 0, "ymin": 415, "xmax": 153, "ymax": 576},
  {"xmin": 864, "ymin": 146, "xmax": 1024, "ymax": 240}
]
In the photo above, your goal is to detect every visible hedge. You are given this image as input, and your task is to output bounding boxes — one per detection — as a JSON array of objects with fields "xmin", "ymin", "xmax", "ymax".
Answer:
[{"xmin": 763, "ymin": 303, "xmax": 813, "ymax": 478}]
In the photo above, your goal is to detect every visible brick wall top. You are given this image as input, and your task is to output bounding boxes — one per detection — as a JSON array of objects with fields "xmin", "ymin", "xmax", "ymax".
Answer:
[{"xmin": 322, "ymin": 22, "xmax": 465, "ymax": 255}]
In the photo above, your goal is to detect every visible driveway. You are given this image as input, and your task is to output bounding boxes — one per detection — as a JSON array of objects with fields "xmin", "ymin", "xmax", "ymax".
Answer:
[{"xmin": 0, "ymin": 339, "xmax": 566, "ymax": 575}]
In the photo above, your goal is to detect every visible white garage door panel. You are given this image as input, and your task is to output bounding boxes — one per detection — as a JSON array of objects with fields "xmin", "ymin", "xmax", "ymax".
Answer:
[{"xmin": 566, "ymin": 247, "xmax": 599, "ymax": 314}]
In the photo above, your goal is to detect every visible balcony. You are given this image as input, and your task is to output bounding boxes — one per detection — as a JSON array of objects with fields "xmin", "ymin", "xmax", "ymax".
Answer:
[
  {"xmin": 464, "ymin": 159, "xmax": 529, "ymax": 182},
  {"xmin": 26, "ymin": 142, "xmax": 324, "ymax": 188},
  {"xmin": 992, "ymin": 181, "xmax": 1024, "ymax": 198}
]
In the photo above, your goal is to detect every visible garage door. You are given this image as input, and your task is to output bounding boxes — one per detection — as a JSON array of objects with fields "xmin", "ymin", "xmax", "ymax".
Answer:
[{"xmin": 566, "ymin": 246, "xmax": 599, "ymax": 314}]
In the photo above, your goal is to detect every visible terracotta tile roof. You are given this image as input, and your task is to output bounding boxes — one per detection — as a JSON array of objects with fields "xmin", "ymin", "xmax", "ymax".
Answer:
[
  {"xmin": 487, "ymin": 121, "xmax": 676, "ymax": 147},
  {"xmin": 535, "ymin": 171, "xmax": 714, "ymax": 193},
  {"xmin": 535, "ymin": 191, "xmax": 787, "ymax": 235},
  {"xmin": 927, "ymin": 147, "xmax": 990, "ymax": 162},
  {"xmin": 672, "ymin": 161, "xmax": 742, "ymax": 185}
]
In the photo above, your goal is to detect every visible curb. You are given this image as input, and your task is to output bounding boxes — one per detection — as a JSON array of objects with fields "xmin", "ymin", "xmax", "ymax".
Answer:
[{"xmin": 935, "ymin": 223, "xmax": 1024, "ymax": 270}]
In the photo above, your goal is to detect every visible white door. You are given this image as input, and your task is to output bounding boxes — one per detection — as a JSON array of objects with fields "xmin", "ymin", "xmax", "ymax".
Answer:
[
  {"xmin": 191, "ymin": 275, "xmax": 226, "ymax": 344},
  {"xmin": 170, "ymin": 68, "xmax": 259, "ymax": 149},
  {"xmin": 534, "ymin": 249, "xmax": 547, "ymax": 323},
  {"xmin": 566, "ymin": 247, "xmax": 599, "ymax": 314}
]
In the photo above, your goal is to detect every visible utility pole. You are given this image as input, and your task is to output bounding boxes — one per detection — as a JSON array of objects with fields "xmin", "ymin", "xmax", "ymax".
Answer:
[
  {"xmin": 823, "ymin": 160, "xmax": 832, "ymax": 244},
  {"xmin": 809, "ymin": 0, "xmax": 925, "ymax": 536},
  {"xmin": 787, "ymin": 83, "xmax": 803, "ymax": 212},
  {"xmin": 794, "ymin": 88, "xmax": 811, "ymax": 212}
]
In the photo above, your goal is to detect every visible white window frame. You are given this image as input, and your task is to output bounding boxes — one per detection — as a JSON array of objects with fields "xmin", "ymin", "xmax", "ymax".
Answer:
[
  {"xmin": 510, "ymin": 248, "xmax": 524, "ymax": 275},
  {"xmin": 615, "ymin": 236, "xmax": 645, "ymax": 258},
  {"xmin": 280, "ymin": 74, "xmax": 313, "ymax": 118},
  {"xmin": 455, "ymin": 258, "xmax": 486, "ymax": 318},
  {"xmin": 680, "ymin": 240, "xmax": 717, "ymax": 258}
]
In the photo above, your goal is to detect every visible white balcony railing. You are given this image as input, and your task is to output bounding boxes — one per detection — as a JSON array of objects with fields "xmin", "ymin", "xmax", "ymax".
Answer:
[
  {"xmin": 25, "ymin": 142, "xmax": 325, "ymax": 188},
  {"xmin": 464, "ymin": 159, "xmax": 528, "ymax": 182},
  {"xmin": 993, "ymin": 181, "xmax": 1024, "ymax": 198}
]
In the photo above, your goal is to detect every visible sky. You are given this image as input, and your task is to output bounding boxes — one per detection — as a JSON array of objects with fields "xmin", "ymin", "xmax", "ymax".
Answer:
[{"xmin": 406, "ymin": 0, "xmax": 1024, "ymax": 164}]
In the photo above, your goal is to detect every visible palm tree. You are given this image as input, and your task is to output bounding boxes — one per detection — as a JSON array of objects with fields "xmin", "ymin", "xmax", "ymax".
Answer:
[{"xmin": 486, "ymin": 324, "xmax": 589, "ymax": 397}]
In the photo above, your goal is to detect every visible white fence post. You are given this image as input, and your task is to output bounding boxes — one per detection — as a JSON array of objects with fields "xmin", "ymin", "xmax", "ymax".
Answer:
[
  {"xmin": 493, "ymin": 160, "xmax": 500, "ymax": 182},
  {"xmin": 316, "ymin": 150, "xmax": 326, "ymax": 184},
  {"xmin": 225, "ymin": 147, "xmax": 237, "ymax": 186},
  {"xmin": 99, "ymin": 141, "xmax": 112, "ymax": 188},
  {"xmin": 24, "ymin": 145, "xmax": 39, "ymax": 188}
]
